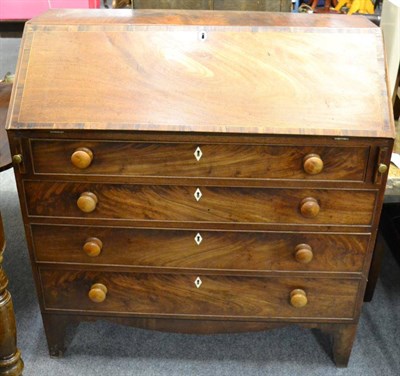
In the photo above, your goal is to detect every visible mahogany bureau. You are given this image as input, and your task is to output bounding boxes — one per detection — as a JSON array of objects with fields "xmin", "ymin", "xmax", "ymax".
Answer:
[{"xmin": 6, "ymin": 9, "xmax": 395, "ymax": 367}]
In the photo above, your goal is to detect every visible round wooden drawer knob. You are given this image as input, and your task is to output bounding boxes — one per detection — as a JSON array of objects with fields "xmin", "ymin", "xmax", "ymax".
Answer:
[
  {"xmin": 290, "ymin": 289, "xmax": 308, "ymax": 308},
  {"xmin": 294, "ymin": 244, "xmax": 313, "ymax": 264},
  {"xmin": 303, "ymin": 154, "xmax": 323, "ymax": 175},
  {"xmin": 83, "ymin": 237, "xmax": 103, "ymax": 257},
  {"xmin": 299, "ymin": 197, "xmax": 320, "ymax": 218},
  {"xmin": 71, "ymin": 147, "xmax": 93, "ymax": 169},
  {"xmin": 88, "ymin": 283, "xmax": 108, "ymax": 303},
  {"xmin": 77, "ymin": 192, "xmax": 98, "ymax": 213}
]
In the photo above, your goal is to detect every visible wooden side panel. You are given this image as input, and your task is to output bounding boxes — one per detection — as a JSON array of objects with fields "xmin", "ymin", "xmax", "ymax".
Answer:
[
  {"xmin": 23, "ymin": 181, "xmax": 377, "ymax": 225},
  {"xmin": 31, "ymin": 225, "xmax": 369, "ymax": 272},
  {"xmin": 40, "ymin": 270, "xmax": 360, "ymax": 319}
]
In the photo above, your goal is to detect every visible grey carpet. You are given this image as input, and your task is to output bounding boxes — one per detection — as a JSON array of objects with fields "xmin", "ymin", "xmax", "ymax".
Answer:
[{"xmin": 1, "ymin": 38, "xmax": 400, "ymax": 376}]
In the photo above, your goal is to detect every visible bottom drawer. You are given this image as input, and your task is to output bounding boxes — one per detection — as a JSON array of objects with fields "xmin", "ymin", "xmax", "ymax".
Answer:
[{"xmin": 40, "ymin": 270, "xmax": 360, "ymax": 320}]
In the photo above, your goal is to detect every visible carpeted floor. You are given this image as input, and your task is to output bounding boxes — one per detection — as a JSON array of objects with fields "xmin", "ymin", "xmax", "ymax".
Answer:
[{"xmin": 1, "ymin": 37, "xmax": 400, "ymax": 376}]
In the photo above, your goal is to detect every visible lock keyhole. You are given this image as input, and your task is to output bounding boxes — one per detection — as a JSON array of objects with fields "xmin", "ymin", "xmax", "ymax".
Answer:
[
  {"xmin": 200, "ymin": 31, "xmax": 207, "ymax": 41},
  {"xmin": 194, "ymin": 188, "xmax": 202, "ymax": 201},
  {"xmin": 194, "ymin": 147, "xmax": 203, "ymax": 161},
  {"xmin": 195, "ymin": 233, "xmax": 203, "ymax": 245}
]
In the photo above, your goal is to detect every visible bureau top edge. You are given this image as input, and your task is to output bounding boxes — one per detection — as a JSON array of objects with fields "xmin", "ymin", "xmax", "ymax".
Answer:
[
  {"xmin": 26, "ymin": 9, "xmax": 377, "ymax": 28},
  {"xmin": 6, "ymin": 124, "xmax": 396, "ymax": 140},
  {"xmin": 6, "ymin": 128, "xmax": 396, "ymax": 143}
]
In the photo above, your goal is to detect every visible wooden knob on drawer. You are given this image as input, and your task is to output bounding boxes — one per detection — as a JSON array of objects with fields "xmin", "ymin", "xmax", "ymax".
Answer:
[
  {"xmin": 83, "ymin": 237, "xmax": 103, "ymax": 257},
  {"xmin": 88, "ymin": 283, "xmax": 108, "ymax": 303},
  {"xmin": 71, "ymin": 147, "xmax": 93, "ymax": 169},
  {"xmin": 290, "ymin": 289, "xmax": 308, "ymax": 308},
  {"xmin": 77, "ymin": 192, "xmax": 98, "ymax": 213},
  {"xmin": 294, "ymin": 244, "xmax": 313, "ymax": 264},
  {"xmin": 299, "ymin": 197, "xmax": 320, "ymax": 218},
  {"xmin": 303, "ymin": 154, "xmax": 323, "ymax": 175}
]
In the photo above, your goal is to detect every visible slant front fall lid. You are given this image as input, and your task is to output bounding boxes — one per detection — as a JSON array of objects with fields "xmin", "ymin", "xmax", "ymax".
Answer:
[{"xmin": 6, "ymin": 9, "xmax": 395, "ymax": 138}]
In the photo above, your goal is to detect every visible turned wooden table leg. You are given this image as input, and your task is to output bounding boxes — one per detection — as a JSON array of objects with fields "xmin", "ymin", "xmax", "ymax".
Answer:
[
  {"xmin": 331, "ymin": 324, "xmax": 357, "ymax": 367},
  {"xmin": 0, "ymin": 214, "xmax": 23, "ymax": 376}
]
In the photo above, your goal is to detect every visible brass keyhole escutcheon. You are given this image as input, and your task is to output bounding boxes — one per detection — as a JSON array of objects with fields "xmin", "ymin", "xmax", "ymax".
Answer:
[
  {"xmin": 378, "ymin": 163, "xmax": 388, "ymax": 174},
  {"xmin": 12, "ymin": 154, "xmax": 23, "ymax": 164}
]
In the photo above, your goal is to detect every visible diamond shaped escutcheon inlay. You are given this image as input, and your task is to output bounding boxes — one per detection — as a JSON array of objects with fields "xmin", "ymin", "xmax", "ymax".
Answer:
[
  {"xmin": 194, "ymin": 147, "xmax": 202, "ymax": 161},
  {"xmin": 194, "ymin": 233, "xmax": 203, "ymax": 245},
  {"xmin": 194, "ymin": 188, "xmax": 202, "ymax": 201},
  {"xmin": 194, "ymin": 277, "xmax": 202, "ymax": 288}
]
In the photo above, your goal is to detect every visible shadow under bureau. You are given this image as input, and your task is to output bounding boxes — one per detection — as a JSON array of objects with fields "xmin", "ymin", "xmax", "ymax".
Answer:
[{"xmin": 6, "ymin": 9, "xmax": 395, "ymax": 367}]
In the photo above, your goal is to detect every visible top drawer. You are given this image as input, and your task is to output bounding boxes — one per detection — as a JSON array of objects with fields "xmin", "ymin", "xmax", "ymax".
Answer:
[{"xmin": 30, "ymin": 140, "xmax": 369, "ymax": 182}]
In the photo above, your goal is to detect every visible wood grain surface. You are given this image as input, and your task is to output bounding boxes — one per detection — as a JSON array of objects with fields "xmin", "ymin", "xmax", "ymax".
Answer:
[
  {"xmin": 40, "ymin": 269, "xmax": 359, "ymax": 319},
  {"xmin": 23, "ymin": 181, "xmax": 377, "ymax": 225},
  {"xmin": 30, "ymin": 140, "xmax": 369, "ymax": 181},
  {"xmin": 6, "ymin": 10, "xmax": 394, "ymax": 138},
  {"xmin": 31, "ymin": 224, "xmax": 369, "ymax": 272}
]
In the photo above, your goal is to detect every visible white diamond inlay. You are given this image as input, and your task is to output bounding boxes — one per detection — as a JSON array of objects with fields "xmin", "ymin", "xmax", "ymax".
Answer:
[
  {"xmin": 194, "ymin": 188, "xmax": 202, "ymax": 202},
  {"xmin": 194, "ymin": 277, "xmax": 202, "ymax": 288},
  {"xmin": 194, "ymin": 147, "xmax": 203, "ymax": 161},
  {"xmin": 194, "ymin": 233, "xmax": 203, "ymax": 245}
]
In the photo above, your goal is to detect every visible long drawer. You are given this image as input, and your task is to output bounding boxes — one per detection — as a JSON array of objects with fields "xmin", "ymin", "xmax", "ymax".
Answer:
[
  {"xmin": 32, "ymin": 225, "xmax": 369, "ymax": 272},
  {"xmin": 40, "ymin": 269, "xmax": 360, "ymax": 319},
  {"xmin": 30, "ymin": 139, "xmax": 369, "ymax": 182},
  {"xmin": 23, "ymin": 181, "xmax": 376, "ymax": 225}
]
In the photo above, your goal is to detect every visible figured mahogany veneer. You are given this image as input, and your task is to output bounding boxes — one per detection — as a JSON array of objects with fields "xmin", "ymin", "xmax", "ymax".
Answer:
[
  {"xmin": 6, "ymin": 9, "xmax": 395, "ymax": 367},
  {"xmin": 31, "ymin": 225, "xmax": 369, "ymax": 272},
  {"xmin": 40, "ymin": 270, "xmax": 359, "ymax": 319},
  {"xmin": 23, "ymin": 181, "xmax": 376, "ymax": 225},
  {"xmin": 30, "ymin": 140, "xmax": 369, "ymax": 181}
]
